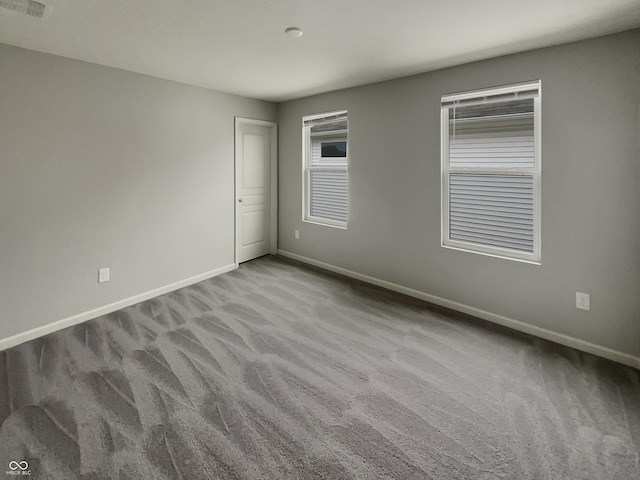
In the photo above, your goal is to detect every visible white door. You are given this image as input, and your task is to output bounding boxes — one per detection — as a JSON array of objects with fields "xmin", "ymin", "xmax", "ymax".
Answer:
[{"xmin": 235, "ymin": 118, "xmax": 277, "ymax": 263}]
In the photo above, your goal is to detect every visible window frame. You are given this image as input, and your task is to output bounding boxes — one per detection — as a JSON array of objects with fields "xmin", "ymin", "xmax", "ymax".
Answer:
[
  {"xmin": 302, "ymin": 110, "xmax": 349, "ymax": 229},
  {"xmin": 440, "ymin": 81, "xmax": 542, "ymax": 264}
]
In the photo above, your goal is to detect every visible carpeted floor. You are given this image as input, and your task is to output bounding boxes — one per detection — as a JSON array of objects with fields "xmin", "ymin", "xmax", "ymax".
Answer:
[{"xmin": 1, "ymin": 255, "xmax": 639, "ymax": 479}]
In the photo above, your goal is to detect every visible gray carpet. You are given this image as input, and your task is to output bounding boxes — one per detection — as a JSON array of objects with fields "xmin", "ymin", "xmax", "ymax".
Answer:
[{"xmin": 0, "ymin": 255, "xmax": 638, "ymax": 479}]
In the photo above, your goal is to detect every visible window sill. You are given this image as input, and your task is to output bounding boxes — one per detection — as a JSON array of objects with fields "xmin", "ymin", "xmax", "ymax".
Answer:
[
  {"xmin": 303, "ymin": 218, "xmax": 347, "ymax": 230},
  {"xmin": 441, "ymin": 244, "xmax": 541, "ymax": 265}
]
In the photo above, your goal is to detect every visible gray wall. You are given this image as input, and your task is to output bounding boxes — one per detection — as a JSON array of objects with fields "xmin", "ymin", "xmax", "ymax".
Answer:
[
  {"xmin": 0, "ymin": 44, "xmax": 276, "ymax": 339},
  {"xmin": 278, "ymin": 30, "xmax": 640, "ymax": 357}
]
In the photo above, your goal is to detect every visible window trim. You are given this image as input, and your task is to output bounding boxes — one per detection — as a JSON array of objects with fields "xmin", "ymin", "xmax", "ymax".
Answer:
[
  {"xmin": 302, "ymin": 110, "xmax": 349, "ymax": 229},
  {"xmin": 440, "ymin": 81, "xmax": 542, "ymax": 264}
]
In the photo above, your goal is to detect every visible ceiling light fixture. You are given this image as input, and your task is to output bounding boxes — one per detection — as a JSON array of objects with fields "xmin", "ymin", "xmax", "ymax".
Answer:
[
  {"xmin": 285, "ymin": 27, "xmax": 303, "ymax": 38},
  {"xmin": 0, "ymin": 0, "xmax": 45, "ymax": 17}
]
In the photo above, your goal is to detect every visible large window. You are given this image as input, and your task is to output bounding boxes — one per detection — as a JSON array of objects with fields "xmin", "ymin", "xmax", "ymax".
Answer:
[
  {"xmin": 303, "ymin": 110, "xmax": 349, "ymax": 228},
  {"xmin": 441, "ymin": 81, "xmax": 541, "ymax": 263}
]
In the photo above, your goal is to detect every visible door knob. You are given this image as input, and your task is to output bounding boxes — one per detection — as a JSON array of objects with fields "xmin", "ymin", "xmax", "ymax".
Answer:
[{"xmin": 238, "ymin": 198, "xmax": 243, "ymax": 203}]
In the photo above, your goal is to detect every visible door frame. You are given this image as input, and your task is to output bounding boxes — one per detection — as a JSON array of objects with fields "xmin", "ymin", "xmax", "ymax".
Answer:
[{"xmin": 234, "ymin": 117, "xmax": 278, "ymax": 264}]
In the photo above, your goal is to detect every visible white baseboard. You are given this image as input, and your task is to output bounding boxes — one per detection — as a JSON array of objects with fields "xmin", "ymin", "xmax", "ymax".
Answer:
[
  {"xmin": 278, "ymin": 250, "xmax": 640, "ymax": 370},
  {"xmin": 0, "ymin": 263, "xmax": 238, "ymax": 352}
]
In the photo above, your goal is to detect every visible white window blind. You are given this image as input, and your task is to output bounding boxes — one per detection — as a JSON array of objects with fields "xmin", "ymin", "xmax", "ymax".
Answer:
[
  {"xmin": 303, "ymin": 111, "xmax": 349, "ymax": 227},
  {"xmin": 309, "ymin": 170, "xmax": 348, "ymax": 223},
  {"xmin": 441, "ymin": 82, "xmax": 541, "ymax": 263},
  {"xmin": 450, "ymin": 174, "xmax": 534, "ymax": 252}
]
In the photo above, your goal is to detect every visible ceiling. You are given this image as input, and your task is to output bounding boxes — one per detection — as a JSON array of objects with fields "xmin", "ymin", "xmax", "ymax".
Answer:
[{"xmin": 1, "ymin": 0, "xmax": 639, "ymax": 102}]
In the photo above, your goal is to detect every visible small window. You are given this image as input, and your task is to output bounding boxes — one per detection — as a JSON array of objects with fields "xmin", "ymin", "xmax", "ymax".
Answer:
[
  {"xmin": 303, "ymin": 111, "xmax": 349, "ymax": 228},
  {"xmin": 441, "ymin": 81, "xmax": 541, "ymax": 263}
]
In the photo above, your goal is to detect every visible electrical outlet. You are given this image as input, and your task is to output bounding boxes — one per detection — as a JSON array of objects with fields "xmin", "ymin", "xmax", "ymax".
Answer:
[
  {"xmin": 294, "ymin": 230, "xmax": 300, "ymax": 240},
  {"xmin": 99, "ymin": 268, "xmax": 110, "ymax": 283},
  {"xmin": 576, "ymin": 292, "xmax": 590, "ymax": 311}
]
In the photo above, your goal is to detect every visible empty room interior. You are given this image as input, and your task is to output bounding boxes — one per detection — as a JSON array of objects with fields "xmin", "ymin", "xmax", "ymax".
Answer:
[{"xmin": 1, "ymin": 1, "xmax": 640, "ymax": 478}]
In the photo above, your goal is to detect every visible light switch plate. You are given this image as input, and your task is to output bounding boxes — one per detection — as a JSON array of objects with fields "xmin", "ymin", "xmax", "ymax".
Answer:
[{"xmin": 294, "ymin": 230, "xmax": 300, "ymax": 240}]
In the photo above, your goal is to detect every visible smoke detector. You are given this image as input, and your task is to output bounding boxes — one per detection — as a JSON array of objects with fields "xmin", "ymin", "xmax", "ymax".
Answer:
[{"xmin": 0, "ymin": 0, "xmax": 46, "ymax": 17}]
